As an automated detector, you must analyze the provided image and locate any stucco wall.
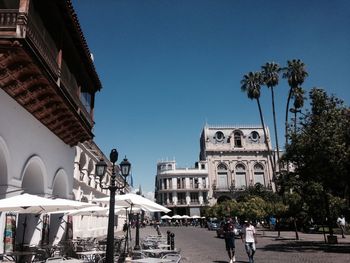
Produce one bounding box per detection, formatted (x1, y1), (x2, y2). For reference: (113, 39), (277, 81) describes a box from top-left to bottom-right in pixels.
(0, 89), (74, 196)
(0, 89), (75, 252)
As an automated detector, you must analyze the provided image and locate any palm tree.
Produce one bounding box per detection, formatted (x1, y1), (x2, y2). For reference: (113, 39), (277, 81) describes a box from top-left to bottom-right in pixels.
(261, 62), (281, 173)
(241, 72), (275, 183)
(282, 60), (307, 240)
(282, 59), (308, 147)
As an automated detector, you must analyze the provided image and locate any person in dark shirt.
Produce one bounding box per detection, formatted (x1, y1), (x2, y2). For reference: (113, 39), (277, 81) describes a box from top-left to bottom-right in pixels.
(223, 217), (236, 263)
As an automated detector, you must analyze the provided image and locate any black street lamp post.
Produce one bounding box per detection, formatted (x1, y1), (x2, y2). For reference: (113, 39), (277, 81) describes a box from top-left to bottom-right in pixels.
(134, 213), (141, 250)
(95, 149), (131, 263)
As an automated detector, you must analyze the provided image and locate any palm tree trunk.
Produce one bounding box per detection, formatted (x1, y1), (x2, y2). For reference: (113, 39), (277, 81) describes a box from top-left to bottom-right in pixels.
(271, 87), (280, 172)
(285, 87), (293, 173)
(256, 98), (275, 183)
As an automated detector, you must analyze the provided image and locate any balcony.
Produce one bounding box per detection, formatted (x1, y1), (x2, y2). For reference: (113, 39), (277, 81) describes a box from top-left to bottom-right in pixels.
(0, 3), (101, 146)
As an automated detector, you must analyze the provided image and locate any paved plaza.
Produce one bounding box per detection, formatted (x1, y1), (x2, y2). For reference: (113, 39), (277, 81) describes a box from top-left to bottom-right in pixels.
(129, 226), (350, 263)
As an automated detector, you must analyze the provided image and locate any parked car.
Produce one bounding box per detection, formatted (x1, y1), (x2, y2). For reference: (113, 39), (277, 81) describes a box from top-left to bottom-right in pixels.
(216, 222), (243, 238)
(207, 220), (221, 231)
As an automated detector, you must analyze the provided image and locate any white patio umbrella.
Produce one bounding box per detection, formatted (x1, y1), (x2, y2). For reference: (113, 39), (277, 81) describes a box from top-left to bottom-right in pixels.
(115, 206), (142, 215)
(49, 205), (110, 216)
(192, 215), (201, 219)
(181, 215), (191, 219)
(94, 193), (171, 213)
(0, 193), (94, 248)
(161, 215), (172, 220)
(171, 215), (182, 219)
(0, 193), (93, 214)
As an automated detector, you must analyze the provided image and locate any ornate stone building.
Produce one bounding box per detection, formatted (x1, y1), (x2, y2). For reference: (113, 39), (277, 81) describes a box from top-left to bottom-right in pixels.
(155, 124), (274, 215)
(200, 125), (274, 204)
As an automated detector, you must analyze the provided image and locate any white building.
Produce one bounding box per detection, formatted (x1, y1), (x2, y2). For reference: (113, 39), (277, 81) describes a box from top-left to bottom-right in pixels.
(0, 0), (128, 252)
(73, 141), (131, 238)
(155, 160), (209, 216)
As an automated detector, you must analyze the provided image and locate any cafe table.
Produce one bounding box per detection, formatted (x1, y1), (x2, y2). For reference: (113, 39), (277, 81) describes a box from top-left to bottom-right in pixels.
(141, 248), (179, 258)
(75, 250), (105, 262)
(129, 258), (172, 263)
(157, 244), (171, 249)
(4, 251), (37, 262)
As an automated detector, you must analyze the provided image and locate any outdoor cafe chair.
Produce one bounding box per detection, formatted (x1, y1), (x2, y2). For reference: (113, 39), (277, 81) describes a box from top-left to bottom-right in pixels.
(161, 253), (181, 263)
(132, 251), (148, 260)
(45, 257), (83, 263)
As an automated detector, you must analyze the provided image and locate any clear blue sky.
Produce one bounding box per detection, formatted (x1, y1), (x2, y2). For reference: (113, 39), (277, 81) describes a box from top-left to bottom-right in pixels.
(72, 0), (350, 196)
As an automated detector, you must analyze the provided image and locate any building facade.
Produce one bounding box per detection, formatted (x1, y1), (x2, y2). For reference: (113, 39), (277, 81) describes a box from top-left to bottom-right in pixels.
(73, 141), (131, 238)
(155, 160), (209, 217)
(0, 0), (118, 251)
(200, 125), (274, 204)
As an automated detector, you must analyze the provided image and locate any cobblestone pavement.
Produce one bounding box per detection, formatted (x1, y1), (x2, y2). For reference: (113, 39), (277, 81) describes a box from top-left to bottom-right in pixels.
(129, 226), (350, 263)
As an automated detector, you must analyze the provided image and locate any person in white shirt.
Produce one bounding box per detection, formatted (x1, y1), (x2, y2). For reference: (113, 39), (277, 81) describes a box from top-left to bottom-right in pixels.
(337, 215), (346, 238)
(242, 220), (257, 263)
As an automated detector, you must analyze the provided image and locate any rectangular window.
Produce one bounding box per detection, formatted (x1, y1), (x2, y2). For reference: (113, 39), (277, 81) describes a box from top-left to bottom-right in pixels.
(190, 193), (199, 204)
(218, 173), (228, 189)
(236, 173), (246, 188)
(189, 177), (193, 188)
(203, 192), (208, 203)
(254, 173), (265, 185)
(178, 193), (186, 204)
(168, 178), (172, 189)
(194, 178), (199, 189)
(80, 92), (92, 113)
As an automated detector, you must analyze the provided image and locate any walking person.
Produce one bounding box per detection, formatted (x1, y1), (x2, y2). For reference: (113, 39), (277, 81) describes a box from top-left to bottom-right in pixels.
(223, 217), (236, 263)
(242, 220), (257, 263)
(337, 215), (346, 238)
(155, 221), (161, 236)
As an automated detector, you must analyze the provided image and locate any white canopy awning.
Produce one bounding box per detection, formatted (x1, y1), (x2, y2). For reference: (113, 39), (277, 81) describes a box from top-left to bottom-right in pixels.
(94, 193), (170, 213)
(0, 193), (93, 214)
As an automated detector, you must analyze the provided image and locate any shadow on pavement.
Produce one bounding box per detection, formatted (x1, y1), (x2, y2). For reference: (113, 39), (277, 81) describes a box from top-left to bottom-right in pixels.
(260, 241), (350, 254)
(213, 261), (249, 263)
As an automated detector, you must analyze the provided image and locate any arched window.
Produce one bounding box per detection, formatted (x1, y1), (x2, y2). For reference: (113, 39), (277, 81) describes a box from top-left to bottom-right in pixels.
(254, 163), (265, 186)
(234, 132), (242, 147)
(81, 196), (88, 203)
(235, 164), (246, 188)
(217, 163), (228, 189)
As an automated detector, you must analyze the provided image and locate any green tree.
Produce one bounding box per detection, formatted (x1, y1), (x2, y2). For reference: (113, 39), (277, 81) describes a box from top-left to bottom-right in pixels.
(284, 88), (350, 236)
(237, 183), (281, 203)
(241, 72), (275, 181)
(237, 196), (268, 221)
(284, 191), (303, 240)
